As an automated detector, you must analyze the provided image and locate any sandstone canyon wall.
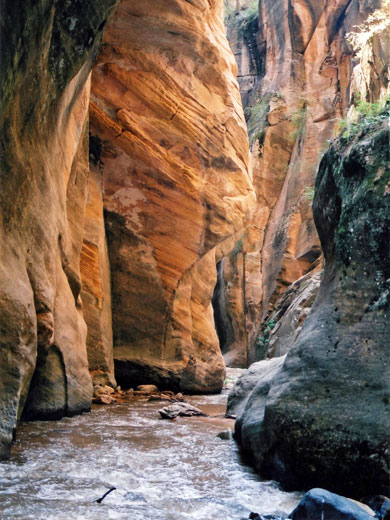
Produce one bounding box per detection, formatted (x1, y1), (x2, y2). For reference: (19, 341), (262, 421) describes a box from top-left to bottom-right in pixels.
(221, 0), (389, 365)
(90, 0), (256, 392)
(0, 0), (258, 458)
(0, 0), (117, 458)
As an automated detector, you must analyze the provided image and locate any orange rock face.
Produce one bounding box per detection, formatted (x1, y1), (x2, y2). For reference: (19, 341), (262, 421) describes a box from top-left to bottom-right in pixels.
(80, 166), (116, 387)
(224, 0), (389, 364)
(90, 0), (256, 391)
(0, 0), (117, 458)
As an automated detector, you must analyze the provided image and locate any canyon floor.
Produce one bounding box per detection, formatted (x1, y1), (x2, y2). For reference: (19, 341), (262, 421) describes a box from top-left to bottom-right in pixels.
(0, 370), (302, 520)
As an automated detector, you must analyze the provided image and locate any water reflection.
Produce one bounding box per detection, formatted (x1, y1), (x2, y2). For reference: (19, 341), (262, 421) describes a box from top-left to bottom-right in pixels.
(0, 393), (301, 519)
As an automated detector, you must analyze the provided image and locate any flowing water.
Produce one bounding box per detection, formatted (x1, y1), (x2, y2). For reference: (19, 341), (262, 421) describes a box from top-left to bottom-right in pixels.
(0, 389), (302, 520)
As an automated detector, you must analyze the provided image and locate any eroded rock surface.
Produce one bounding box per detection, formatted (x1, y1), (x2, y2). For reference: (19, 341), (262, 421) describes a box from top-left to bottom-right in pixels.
(234, 120), (390, 498)
(227, 355), (286, 418)
(259, 269), (322, 360)
(223, 0), (390, 364)
(0, 0), (117, 458)
(80, 166), (116, 387)
(90, 0), (256, 392)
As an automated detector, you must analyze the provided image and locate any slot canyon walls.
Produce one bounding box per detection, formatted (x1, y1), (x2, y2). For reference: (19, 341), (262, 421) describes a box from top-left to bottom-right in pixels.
(0, 0), (257, 459)
(1, 0), (388, 485)
(0, 0), (118, 457)
(221, 0), (390, 365)
(90, 0), (256, 392)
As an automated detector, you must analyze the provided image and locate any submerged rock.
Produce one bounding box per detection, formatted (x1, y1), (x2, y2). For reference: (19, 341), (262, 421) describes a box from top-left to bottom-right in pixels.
(247, 513), (285, 520)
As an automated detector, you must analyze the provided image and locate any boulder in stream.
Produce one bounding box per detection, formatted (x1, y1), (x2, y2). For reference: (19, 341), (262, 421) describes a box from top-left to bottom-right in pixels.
(216, 430), (233, 440)
(158, 402), (207, 420)
(94, 394), (115, 405)
(289, 488), (375, 520)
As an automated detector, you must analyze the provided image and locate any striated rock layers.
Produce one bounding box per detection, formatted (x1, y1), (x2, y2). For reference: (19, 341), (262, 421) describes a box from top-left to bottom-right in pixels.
(80, 165), (116, 388)
(90, 0), (256, 392)
(234, 119), (390, 498)
(222, 0), (390, 365)
(0, 0), (117, 458)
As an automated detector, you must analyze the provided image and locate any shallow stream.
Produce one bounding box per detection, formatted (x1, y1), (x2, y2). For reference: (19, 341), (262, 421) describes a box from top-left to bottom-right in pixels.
(0, 389), (302, 519)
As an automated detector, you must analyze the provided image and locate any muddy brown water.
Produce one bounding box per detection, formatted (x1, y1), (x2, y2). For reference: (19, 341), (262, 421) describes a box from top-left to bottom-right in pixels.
(0, 391), (302, 519)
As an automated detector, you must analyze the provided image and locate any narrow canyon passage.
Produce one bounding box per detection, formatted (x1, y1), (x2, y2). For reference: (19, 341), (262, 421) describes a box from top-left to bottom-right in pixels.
(0, 379), (301, 520)
(0, 0), (389, 517)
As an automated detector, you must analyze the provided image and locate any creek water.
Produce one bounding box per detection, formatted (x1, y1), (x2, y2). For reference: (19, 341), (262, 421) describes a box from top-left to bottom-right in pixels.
(0, 387), (302, 520)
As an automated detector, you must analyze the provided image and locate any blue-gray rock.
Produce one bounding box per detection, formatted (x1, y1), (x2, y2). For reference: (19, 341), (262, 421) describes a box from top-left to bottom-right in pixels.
(158, 402), (207, 420)
(289, 489), (374, 520)
(216, 430), (233, 440)
(227, 355), (286, 419)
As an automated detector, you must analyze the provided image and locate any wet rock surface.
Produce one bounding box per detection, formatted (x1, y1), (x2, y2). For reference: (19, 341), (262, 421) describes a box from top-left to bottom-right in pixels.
(158, 402), (208, 420)
(233, 121), (390, 498)
(217, 430), (233, 440)
(0, 0), (117, 459)
(289, 488), (375, 520)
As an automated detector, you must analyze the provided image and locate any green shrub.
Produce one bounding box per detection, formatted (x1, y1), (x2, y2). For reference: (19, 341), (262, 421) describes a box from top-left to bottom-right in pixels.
(224, 0), (259, 30)
(291, 100), (307, 141)
(304, 186), (315, 201)
(255, 318), (276, 357)
(246, 95), (271, 146)
(336, 95), (390, 139)
(230, 238), (243, 257)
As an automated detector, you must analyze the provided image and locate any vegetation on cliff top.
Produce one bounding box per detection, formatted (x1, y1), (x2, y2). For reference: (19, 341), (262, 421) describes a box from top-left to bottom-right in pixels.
(336, 95), (390, 140)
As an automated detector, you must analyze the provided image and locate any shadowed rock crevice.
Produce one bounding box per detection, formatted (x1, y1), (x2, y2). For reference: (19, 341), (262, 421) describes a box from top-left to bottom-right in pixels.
(22, 345), (68, 421)
(212, 259), (235, 356)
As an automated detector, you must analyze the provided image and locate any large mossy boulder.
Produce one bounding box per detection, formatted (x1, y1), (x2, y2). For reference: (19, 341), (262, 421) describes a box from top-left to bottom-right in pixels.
(235, 120), (390, 498)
